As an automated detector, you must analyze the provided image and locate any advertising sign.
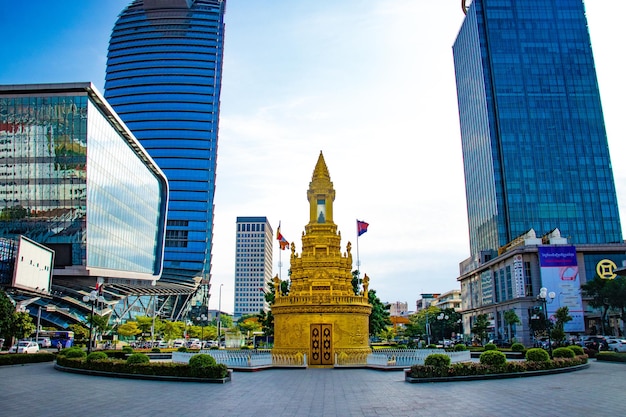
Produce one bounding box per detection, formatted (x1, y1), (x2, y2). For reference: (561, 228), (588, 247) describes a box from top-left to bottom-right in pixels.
(538, 246), (584, 332)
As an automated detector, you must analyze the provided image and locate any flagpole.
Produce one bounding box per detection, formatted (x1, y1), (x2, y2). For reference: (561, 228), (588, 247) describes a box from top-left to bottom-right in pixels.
(278, 221), (282, 280)
(356, 222), (361, 279)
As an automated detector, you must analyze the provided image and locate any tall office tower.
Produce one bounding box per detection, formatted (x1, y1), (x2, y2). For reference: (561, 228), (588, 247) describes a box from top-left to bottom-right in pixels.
(453, 0), (622, 258)
(234, 217), (274, 319)
(105, 0), (226, 289)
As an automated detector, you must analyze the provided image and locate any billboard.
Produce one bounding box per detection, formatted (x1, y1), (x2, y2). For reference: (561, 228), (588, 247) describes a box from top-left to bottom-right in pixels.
(538, 246), (584, 332)
(12, 236), (54, 293)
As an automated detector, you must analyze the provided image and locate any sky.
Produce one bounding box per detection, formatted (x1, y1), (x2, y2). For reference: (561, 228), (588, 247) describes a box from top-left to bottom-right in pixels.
(1, 1), (625, 315)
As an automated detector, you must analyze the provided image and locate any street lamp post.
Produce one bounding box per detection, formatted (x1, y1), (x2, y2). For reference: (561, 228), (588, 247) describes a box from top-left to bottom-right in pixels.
(537, 287), (556, 357)
(217, 284), (223, 348)
(196, 314), (207, 341)
(82, 290), (104, 354)
(437, 313), (449, 348)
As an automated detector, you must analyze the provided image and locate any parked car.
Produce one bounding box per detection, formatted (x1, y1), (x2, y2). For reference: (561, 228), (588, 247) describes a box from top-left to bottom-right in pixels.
(172, 339), (186, 348)
(34, 337), (51, 348)
(189, 341), (203, 349)
(488, 339), (512, 348)
(9, 340), (40, 354)
(157, 341), (169, 348)
(584, 336), (608, 351)
(606, 339), (626, 353)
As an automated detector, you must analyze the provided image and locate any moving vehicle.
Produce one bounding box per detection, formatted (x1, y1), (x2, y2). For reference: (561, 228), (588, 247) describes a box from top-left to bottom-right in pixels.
(9, 340), (40, 354)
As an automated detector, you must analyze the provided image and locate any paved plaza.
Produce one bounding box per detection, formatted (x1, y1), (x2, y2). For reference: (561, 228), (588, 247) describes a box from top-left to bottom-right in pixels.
(0, 361), (624, 417)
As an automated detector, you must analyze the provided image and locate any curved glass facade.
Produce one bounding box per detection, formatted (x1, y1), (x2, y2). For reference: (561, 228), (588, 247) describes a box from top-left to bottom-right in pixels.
(453, 0), (622, 256)
(105, 0), (226, 283)
(0, 83), (168, 278)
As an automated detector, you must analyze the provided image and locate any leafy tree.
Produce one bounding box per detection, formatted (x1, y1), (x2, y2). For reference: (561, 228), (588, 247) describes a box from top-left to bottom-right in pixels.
(551, 306), (573, 346)
(368, 290), (391, 336)
(117, 322), (141, 339)
(69, 323), (89, 342)
(378, 326), (396, 343)
(604, 277), (626, 336)
(11, 311), (35, 340)
(162, 320), (185, 341)
(0, 290), (16, 343)
(237, 315), (262, 345)
(0, 290), (35, 345)
(503, 309), (521, 342)
(257, 309), (274, 338)
(471, 314), (490, 344)
(581, 276), (612, 334)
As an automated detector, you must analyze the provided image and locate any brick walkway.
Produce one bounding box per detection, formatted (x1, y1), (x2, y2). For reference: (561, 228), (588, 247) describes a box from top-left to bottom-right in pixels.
(0, 360), (623, 416)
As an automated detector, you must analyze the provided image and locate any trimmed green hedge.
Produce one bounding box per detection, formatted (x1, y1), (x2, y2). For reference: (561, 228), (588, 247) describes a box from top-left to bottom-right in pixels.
(56, 356), (229, 379)
(511, 343), (525, 352)
(0, 352), (55, 366)
(424, 354), (451, 368)
(596, 352), (626, 363)
(525, 348), (550, 362)
(409, 355), (587, 378)
(480, 350), (507, 367)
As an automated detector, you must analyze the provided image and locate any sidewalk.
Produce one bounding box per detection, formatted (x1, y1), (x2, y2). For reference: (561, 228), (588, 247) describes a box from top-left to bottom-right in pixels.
(0, 360), (623, 416)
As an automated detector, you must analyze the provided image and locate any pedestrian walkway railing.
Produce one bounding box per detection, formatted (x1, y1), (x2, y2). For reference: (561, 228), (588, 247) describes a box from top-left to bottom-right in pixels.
(172, 350), (305, 369)
(172, 349), (470, 370)
(365, 349), (471, 368)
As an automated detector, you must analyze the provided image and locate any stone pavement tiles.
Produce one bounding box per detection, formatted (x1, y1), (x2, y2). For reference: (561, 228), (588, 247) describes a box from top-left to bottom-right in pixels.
(0, 361), (624, 417)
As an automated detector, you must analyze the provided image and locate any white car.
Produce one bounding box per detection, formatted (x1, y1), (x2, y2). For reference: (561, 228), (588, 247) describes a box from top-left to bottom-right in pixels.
(9, 341), (40, 354)
(606, 339), (626, 353)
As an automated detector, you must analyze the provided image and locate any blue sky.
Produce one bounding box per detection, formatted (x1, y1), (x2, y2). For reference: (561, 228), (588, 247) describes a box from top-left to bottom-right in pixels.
(2, 1), (625, 314)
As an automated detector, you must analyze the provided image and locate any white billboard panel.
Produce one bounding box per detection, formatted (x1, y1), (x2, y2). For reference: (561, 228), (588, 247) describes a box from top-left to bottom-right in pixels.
(12, 236), (54, 292)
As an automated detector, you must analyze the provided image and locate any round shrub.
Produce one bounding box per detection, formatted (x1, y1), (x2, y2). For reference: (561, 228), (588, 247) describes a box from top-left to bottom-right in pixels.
(525, 348), (550, 362)
(86, 352), (108, 362)
(479, 350), (506, 367)
(511, 343), (525, 352)
(454, 343), (467, 352)
(126, 353), (150, 364)
(427, 344), (438, 349)
(424, 353), (451, 368)
(483, 343), (497, 351)
(189, 353), (217, 369)
(151, 347), (161, 353)
(568, 345), (584, 356)
(177, 346), (189, 352)
(62, 347), (87, 359)
(122, 346), (134, 354)
(552, 347), (575, 358)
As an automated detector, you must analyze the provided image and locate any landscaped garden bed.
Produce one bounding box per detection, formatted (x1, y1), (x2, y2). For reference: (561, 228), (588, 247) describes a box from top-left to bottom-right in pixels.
(406, 346), (589, 383)
(55, 348), (230, 383)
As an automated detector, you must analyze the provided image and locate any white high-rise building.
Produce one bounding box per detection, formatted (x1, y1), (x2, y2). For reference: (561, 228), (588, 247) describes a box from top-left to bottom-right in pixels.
(234, 217), (273, 319)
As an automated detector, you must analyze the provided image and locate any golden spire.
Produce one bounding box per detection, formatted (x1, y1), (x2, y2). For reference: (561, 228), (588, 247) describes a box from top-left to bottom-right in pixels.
(307, 151), (335, 225)
(311, 151), (331, 185)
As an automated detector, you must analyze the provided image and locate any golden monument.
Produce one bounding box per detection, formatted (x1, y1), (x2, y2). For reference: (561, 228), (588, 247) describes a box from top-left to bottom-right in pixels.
(271, 152), (372, 367)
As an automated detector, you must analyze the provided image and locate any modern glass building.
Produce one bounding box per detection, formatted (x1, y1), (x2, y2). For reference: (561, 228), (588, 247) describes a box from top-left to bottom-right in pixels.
(234, 217), (273, 319)
(453, 0), (622, 258)
(0, 82), (170, 329)
(105, 0), (226, 286)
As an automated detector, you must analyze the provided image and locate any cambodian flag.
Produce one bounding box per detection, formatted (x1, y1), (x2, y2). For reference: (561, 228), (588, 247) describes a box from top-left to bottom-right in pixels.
(277, 225), (289, 250)
(357, 220), (369, 236)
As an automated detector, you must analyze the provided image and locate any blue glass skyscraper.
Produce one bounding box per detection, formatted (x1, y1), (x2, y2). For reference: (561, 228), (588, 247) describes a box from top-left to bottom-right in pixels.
(105, 0), (226, 285)
(453, 0), (622, 257)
